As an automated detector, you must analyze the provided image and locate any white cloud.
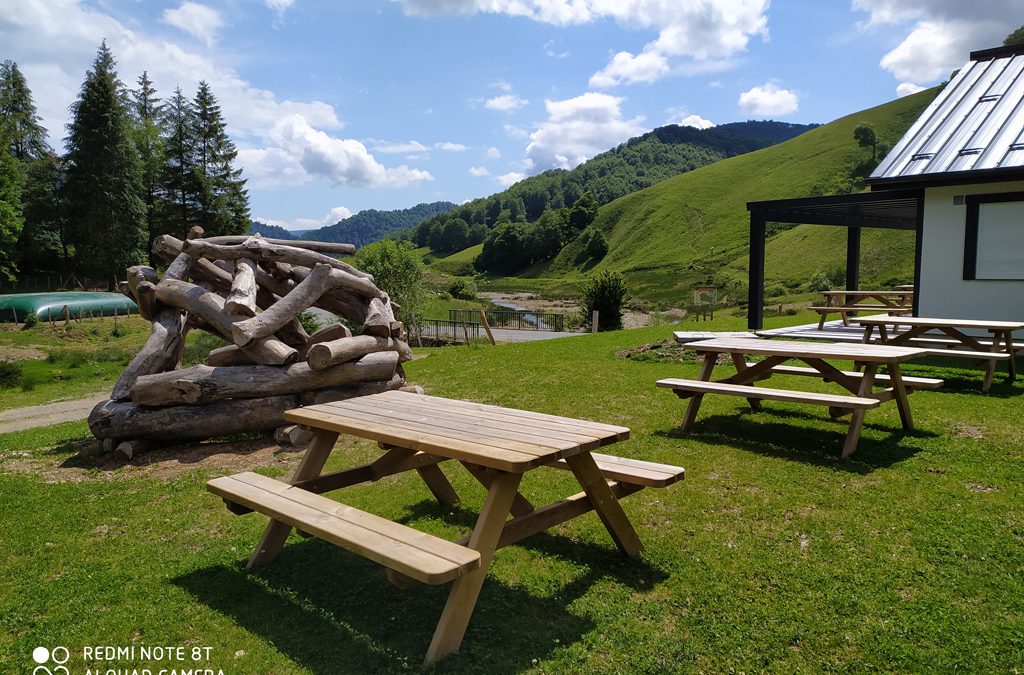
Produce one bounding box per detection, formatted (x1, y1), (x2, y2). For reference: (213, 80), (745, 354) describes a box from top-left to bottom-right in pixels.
(490, 79), (513, 91)
(896, 82), (927, 97)
(526, 92), (646, 170)
(435, 141), (467, 151)
(503, 124), (529, 139)
(738, 83), (799, 116)
(161, 2), (223, 47)
(590, 50), (669, 88)
(486, 146), (501, 158)
(323, 206), (354, 223)
(496, 171), (527, 186)
(469, 165), (491, 176)
(256, 205), (354, 232)
(485, 93), (529, 112)
(265, 0), (296, 20)
(370, 139), (430, 154)
(396, 0), (769, 86)
(543, 39), (569, 58)
(852, 0), (1017, 89)
(676, 113), (716, 129)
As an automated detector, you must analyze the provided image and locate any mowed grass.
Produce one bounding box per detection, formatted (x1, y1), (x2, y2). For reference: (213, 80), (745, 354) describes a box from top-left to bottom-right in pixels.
(1, 314), (1023, 672)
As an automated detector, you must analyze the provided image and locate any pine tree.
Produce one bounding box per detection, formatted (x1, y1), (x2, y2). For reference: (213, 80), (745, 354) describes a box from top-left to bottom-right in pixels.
(131, 72), (165, 261)
(192, 81), (249, 236)
(62, 42), (147, 286)
(161, 86), (202, 239)
(0, 133), (25, 280)
(0, 60), (49, 161)
(18, 153), (68, 274)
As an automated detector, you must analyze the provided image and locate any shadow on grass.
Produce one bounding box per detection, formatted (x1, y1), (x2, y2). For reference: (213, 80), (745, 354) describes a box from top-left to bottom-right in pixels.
(175, 514), (666, 674)
(57, 433), (291, 471)
(657, 410), (931, 473)
(901, 359), (1022, 398)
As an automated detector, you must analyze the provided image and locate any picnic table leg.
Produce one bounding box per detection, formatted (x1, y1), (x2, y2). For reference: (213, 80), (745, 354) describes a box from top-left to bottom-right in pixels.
(462, 461), (535, 516)
(1005, 331), (1018, 381)
(681, 352), (717, 431)
(841, 364), (877, 459)
(425, 471), (523, 665)
(565, 452), (643, 557)
(887, 362), (914, 431)
(981, 337), (1002, 392)
(730, 353), (762, 411)
(247, 429), (340, 569)
(417, 464), (461, 507)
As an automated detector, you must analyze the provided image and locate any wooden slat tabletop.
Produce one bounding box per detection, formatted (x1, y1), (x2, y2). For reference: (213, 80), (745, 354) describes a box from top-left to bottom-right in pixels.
(853, 314), (1024, 330)
(819, 290), (914, 296)
(285, 391), (630, 473)
(685, 337), (928, 362)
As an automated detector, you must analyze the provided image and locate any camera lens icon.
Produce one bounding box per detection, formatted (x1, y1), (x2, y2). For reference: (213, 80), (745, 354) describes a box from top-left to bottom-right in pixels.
(32, 646), (69, 664)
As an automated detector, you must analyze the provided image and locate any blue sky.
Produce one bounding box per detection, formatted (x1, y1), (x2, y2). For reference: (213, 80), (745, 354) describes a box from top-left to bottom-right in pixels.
(1, 1), (1019, 230)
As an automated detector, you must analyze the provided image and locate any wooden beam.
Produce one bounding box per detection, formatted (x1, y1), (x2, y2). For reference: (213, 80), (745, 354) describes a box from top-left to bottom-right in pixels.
(748, 211), (765, 330)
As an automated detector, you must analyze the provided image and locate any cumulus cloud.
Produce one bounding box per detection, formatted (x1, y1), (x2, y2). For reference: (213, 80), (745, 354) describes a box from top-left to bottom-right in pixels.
(161, 2), (224, 47)
(256, 205), (353, 232)
(738, 83), (799, 116)
(486, 146), (501, 158)
(590, 50), (669, 88)
(435, 141), (467, 151)
(396, 0), (769, 86)
(370, 139), (430, 154)
(676, 113), (716, 129)
(526, 92), (646, 170)
(496, 171), (527, 186)
(503, 124), (529, 139)
(852, 0), (1017, 91)
(469, 166), (490, 176)
(485, 94), (529, 112)
(265, 0), (296, 20)
(896, 82), (927, 97)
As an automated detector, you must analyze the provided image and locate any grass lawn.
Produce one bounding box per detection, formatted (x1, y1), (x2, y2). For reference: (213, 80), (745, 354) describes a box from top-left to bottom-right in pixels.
(1, 313), (1022, 672)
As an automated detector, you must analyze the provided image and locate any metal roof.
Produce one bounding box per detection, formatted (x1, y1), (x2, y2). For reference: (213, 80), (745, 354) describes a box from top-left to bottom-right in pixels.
(870, 44), (1024, 185)
(746, 189), (921, 229)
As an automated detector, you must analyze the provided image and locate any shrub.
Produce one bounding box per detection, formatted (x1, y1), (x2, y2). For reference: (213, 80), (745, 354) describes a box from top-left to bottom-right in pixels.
(354, 240), (426, 325)
(110, 321), (126, 338)
(581, 271), (628, 332)
(0, 360), (21, 388)
(22, 312), (37, 329)
(298, 310), (320, 335)
(447, 279), (477, 300)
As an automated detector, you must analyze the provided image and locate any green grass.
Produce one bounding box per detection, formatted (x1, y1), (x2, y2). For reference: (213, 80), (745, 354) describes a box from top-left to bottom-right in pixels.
(2, 314), (1022, 672)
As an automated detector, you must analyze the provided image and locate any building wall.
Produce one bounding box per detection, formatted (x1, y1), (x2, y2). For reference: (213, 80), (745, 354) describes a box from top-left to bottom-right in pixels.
(919, 180), (1024, 330)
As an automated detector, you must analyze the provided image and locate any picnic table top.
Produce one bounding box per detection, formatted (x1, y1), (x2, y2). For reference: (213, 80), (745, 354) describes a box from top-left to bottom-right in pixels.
(853, 314), (1024, 330)
(685, 336), (928, 362)
(284, 390), (631, 473)
(819, 290), (914, 296)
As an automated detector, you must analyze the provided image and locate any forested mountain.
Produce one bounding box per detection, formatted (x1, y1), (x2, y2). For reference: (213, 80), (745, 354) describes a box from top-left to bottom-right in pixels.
(412, 120), (816, 271)
(301, 201), (456, 247)
(248, 220), (296, 239)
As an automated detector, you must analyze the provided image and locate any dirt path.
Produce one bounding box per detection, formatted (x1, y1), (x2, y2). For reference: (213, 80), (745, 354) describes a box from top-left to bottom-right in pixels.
(0, 393), (108, 434)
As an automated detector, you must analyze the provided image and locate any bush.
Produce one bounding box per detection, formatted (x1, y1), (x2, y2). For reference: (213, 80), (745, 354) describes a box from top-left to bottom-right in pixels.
(298, 310), (320, 335)
(447, 279), (477, 300)
(22, 312), (37, 329)
(0, 360), (21, 388)
(581, 271), (628, 332)
(110, 321), (126, 338)
(354, 240), (426, 325)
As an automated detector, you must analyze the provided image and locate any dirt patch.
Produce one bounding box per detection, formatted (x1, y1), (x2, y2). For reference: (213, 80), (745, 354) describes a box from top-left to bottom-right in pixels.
(0, 393), (110, 434)
(0, 345), (47, 361)
(952, 424), (984, 439)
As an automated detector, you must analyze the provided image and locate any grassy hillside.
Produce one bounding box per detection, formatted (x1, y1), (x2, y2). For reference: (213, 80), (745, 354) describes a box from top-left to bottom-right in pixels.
(516, 88), (937, 305)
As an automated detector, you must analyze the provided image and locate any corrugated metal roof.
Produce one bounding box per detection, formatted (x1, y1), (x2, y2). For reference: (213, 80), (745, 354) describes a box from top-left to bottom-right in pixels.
(870, 45), (1024, 183)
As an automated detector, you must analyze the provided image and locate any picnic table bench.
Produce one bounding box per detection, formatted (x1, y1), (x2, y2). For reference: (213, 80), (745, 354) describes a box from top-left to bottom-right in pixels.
(208, 390), (684, 664)
(658, 337), (936, 457)
(810, 290), (914, 329)
(854, 314), (1023, 391)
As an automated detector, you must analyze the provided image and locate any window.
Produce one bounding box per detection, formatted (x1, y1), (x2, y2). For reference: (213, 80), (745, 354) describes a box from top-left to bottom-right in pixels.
(963, 192), (1024, 280)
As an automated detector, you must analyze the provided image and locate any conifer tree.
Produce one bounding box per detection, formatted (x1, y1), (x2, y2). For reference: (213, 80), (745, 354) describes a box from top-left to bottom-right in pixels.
(192, 80), (249, 236)
(131, 72), (165, 260)
(0, 133), (25, 280)
(161, 86), (201, 239)
(0, 60), (49, 161)
(62, 42), (147, 286)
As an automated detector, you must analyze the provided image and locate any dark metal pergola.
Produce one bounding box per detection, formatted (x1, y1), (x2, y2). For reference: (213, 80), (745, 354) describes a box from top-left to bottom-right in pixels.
(745, 189), (924, 330)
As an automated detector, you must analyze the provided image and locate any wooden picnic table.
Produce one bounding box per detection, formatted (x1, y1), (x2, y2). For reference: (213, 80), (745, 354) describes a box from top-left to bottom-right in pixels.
(207, 390), (684, 665)
(855, 314), (1022, 391)
(811, 290), (914, 329)
(658, 337), (936, 457)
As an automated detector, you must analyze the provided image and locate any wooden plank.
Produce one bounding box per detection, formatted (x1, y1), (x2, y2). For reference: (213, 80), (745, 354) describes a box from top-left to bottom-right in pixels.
(416, 464), (461, 507)
(657, 379), (881, 408)
(370, 390), (631, 439)
(759, 363), (943, 388)
(681, 352), (718, 430)
(461, 462), (535, 517)
(210, 473), (479, 585)
(371, 394), (619, 445)
(283, 407), (552, 473)
(317, 398), (587, 454)
(549, 452), (685, 488)
(842, 364), (877, 458)
(853, 314), (1024, 330)
(565, 452), (643, 557)
(686, 337), (927, 362)
(919, 348), (1009, 360)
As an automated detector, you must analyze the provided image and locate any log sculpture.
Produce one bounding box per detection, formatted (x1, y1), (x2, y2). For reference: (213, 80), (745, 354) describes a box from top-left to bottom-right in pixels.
(89, 233), (411, 456)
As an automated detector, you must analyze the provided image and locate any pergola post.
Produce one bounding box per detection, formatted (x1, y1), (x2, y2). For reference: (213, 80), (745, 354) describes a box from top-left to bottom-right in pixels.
(747, 211), (766, 330)
(846, 226), (861, 290)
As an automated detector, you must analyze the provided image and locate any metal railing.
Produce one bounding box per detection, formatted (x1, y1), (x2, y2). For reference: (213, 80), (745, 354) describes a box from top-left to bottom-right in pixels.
(412, 318), (481, 343)
(449, 309), (566, 332)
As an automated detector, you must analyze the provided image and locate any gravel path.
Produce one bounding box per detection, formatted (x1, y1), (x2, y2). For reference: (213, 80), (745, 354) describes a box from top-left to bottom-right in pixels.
(0, 393), (108, 434)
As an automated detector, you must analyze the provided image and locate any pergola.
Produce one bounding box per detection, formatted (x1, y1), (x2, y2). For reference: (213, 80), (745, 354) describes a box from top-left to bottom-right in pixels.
(745, 189), (923, 329)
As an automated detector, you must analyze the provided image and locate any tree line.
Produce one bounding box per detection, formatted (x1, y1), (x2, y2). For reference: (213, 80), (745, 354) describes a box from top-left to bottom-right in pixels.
(0, 42), (250, 287)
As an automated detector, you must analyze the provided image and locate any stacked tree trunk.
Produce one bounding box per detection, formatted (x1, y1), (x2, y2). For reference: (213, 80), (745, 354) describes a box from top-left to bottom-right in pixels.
(89, 232), (411, 457)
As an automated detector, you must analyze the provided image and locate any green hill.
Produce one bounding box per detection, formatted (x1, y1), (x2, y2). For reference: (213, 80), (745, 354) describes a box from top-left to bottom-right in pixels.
(523, 88), (938, 305)
(305, 201), (456, 247)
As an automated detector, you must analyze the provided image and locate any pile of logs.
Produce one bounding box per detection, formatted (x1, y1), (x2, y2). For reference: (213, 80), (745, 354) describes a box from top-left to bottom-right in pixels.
(88, 229), (412, 457)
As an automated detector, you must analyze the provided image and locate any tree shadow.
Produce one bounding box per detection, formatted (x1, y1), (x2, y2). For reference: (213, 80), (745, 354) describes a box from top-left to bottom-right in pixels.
(174, 513), (667, 673)
(656, 410), (930, 473)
